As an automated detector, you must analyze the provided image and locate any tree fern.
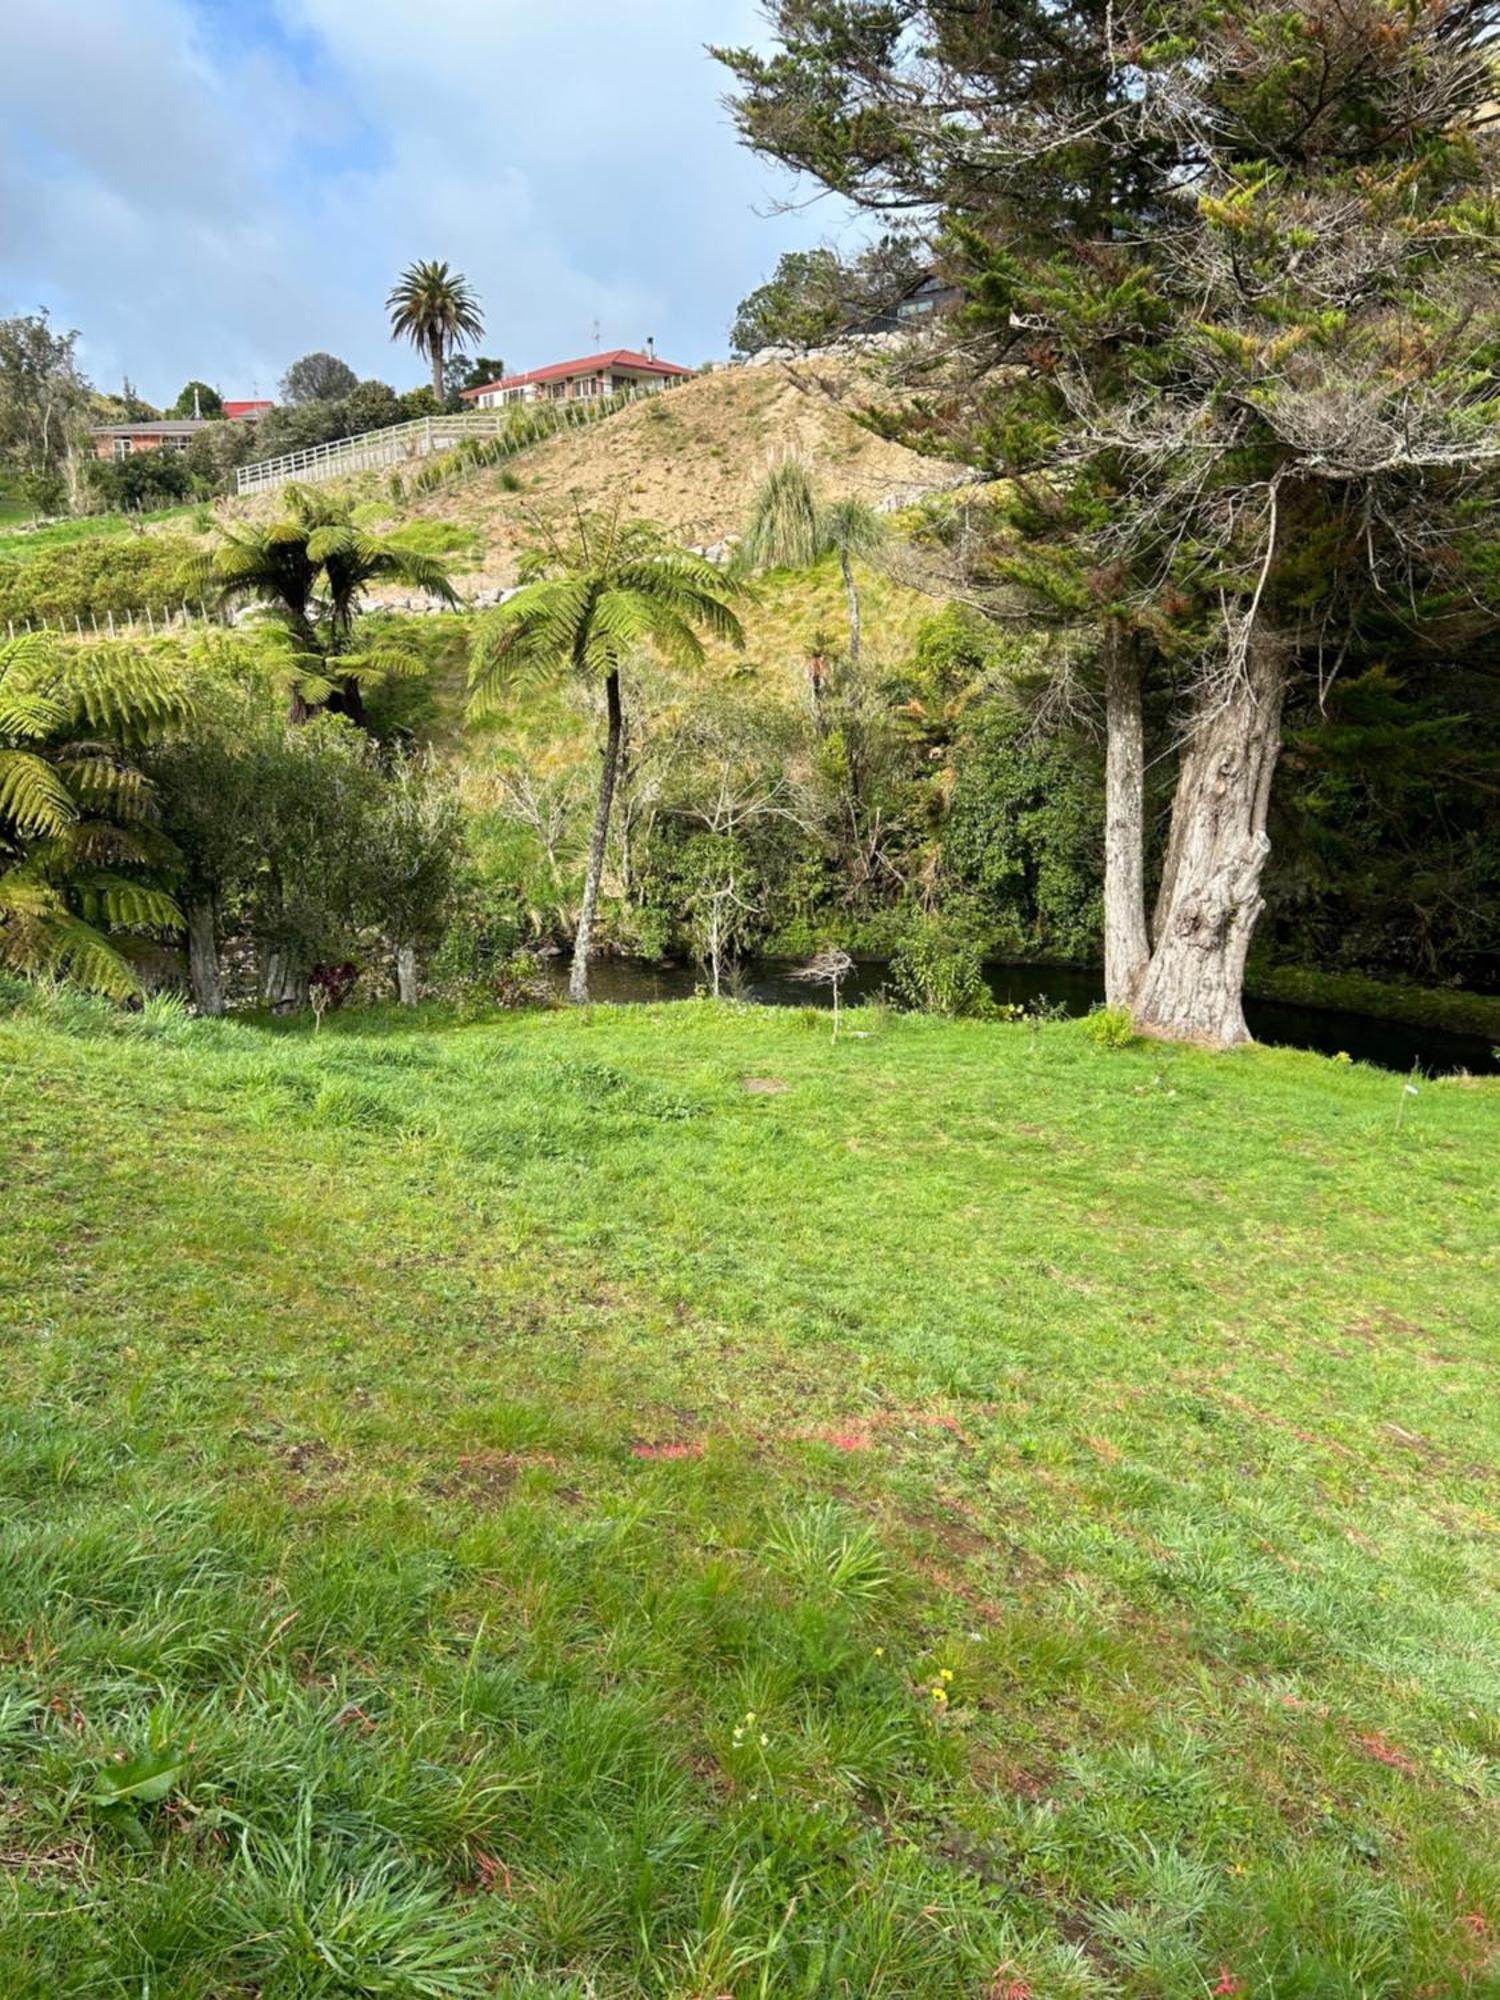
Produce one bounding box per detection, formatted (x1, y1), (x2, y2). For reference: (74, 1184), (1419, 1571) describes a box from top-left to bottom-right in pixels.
(0, 634), (189, 996)
(201, 487), (458, 727)
(469, 513), (748, 1001)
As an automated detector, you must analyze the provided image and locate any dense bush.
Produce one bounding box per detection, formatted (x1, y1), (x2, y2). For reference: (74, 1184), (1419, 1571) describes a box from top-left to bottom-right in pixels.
(888, 919), (995, 1016)
(144, 635), (465, 1009)
(83, 451), (191, 512)
(249, 381), (440, 463)
(0, 533), (203, 627)
(939, 702), (1103, 960)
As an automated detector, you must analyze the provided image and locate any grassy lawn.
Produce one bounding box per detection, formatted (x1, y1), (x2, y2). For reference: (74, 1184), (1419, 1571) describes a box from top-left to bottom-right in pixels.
(0, 992), (1495, 1998)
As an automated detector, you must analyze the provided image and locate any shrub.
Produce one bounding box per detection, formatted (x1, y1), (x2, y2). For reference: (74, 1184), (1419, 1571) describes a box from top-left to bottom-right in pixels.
(1081, 1004), (1136, 1050)
(889, 920), (994, 1017)
(0, 533), (203, 626)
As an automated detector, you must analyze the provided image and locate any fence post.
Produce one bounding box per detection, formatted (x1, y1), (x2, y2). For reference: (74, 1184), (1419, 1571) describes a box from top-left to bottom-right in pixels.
(107, 611), (115, 638)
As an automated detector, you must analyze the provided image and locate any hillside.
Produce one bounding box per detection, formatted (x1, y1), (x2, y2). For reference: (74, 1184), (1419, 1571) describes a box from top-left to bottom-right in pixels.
(373, 357), (967, 594)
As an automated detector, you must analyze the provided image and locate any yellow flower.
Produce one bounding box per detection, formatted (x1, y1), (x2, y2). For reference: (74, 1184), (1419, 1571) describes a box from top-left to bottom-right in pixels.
(939, 1668), (954, 1682)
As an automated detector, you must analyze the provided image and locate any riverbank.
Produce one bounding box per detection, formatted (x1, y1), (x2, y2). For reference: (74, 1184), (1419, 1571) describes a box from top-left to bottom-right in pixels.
(2, 990), (1495, 1995)
(1247, 963), (1500, 1042)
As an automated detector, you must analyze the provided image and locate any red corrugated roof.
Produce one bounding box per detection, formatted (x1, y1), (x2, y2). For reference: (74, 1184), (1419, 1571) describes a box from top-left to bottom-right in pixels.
(458, 349), (694, 399)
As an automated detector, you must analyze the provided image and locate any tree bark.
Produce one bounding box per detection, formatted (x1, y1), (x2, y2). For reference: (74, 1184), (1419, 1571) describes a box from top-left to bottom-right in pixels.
(431, 337), (444, 404)
(395, 944), (419, 1006)
(568, 669), (623, 1004)
(1134, 634), (1288, 1047)
(839, 545), (861, 663)
(259, 947), (309, 1013)
(186, 896), (224, 1016)
(1102, 629), (1150, 1009)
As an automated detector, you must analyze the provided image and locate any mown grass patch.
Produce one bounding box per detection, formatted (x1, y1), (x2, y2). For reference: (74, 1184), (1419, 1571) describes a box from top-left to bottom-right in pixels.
(0, 992), (1495, 1996)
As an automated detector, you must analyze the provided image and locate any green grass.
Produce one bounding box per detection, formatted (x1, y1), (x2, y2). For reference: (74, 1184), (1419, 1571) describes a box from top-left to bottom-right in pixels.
(0, 989), (1495, 1997)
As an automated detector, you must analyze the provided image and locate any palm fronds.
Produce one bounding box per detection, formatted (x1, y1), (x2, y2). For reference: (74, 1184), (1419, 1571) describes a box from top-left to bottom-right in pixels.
(386, 259), (484, 399)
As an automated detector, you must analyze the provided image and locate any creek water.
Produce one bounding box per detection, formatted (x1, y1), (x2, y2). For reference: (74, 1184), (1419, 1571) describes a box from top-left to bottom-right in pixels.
(547, 955), (1498, 1076)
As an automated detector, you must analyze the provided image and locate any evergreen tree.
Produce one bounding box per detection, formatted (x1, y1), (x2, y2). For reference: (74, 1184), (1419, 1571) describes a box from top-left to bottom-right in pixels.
(719, 0), (1500, 1043)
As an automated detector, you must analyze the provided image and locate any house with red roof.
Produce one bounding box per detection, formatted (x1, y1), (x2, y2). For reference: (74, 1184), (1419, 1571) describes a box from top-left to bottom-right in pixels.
(458, 347), (694, 409)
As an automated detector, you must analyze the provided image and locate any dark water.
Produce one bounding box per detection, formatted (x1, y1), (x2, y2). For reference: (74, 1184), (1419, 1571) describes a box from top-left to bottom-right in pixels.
(549, 956), (1497, 1076)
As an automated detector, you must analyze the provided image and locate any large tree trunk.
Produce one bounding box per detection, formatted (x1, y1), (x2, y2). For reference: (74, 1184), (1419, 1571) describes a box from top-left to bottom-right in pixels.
(1102, 630), (1150, 1008)
(839, 545), (861, 663)
(259, 947), (309, 1014)
(431, 337), (444, 404)
(568, 669), (623, 1005)
(395, 944), (419, 1006)
(1134, 634), (1288, 1047)
(186, 896), (224, 1016)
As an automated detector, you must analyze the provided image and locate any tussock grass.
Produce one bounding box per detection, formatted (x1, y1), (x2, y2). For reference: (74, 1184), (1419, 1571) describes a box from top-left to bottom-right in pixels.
(0, 991), (1495, 1995)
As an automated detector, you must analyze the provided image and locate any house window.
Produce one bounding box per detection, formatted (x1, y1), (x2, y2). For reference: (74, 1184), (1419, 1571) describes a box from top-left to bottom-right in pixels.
(114, 437), (132, 460)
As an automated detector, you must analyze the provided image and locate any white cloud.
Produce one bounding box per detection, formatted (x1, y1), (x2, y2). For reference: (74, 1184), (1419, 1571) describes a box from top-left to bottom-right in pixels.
(0, 0), (849, 404)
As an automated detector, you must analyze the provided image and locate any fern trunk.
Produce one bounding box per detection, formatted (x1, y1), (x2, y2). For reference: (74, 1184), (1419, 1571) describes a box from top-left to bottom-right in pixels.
(839, 545), (861, 663)
(186, 897), (224, 1016)
(569, 669), (623, 1005)
(396, 944), (419, 1006)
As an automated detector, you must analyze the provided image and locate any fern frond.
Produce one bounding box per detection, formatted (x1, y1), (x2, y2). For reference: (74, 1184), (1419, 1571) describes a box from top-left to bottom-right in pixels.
(0, 751), (77, 836)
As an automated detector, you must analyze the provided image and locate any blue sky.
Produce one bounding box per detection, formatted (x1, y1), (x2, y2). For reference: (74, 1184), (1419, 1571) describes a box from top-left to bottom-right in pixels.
(0, 1), (850, 405)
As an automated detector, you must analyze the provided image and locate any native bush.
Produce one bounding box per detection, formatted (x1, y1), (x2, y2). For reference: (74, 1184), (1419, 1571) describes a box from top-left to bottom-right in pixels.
(888, 917), (994, 1017)
(0, 533), (203, 627)
(940, 701), (1102, 960)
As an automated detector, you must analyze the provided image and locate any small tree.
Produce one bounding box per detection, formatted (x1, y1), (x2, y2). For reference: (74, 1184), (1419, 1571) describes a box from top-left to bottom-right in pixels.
(457, 356), (507, 394)
(278, 352), (359, 405)
(170, 381), (223, 419)
(374, 754), (464, 1004)
(792, 946), (854, 1041)
(739, 459), (885, 664)
(0, 312), (92, 516)
(469, 514), (748, 1002)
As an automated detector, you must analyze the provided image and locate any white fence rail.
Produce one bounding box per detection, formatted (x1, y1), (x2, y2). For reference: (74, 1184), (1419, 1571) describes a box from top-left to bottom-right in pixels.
(234, 381), (681, 499)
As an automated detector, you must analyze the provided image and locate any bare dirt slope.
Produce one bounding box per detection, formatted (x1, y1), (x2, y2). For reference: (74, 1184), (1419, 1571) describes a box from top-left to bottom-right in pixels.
(399, 359), (964, 588)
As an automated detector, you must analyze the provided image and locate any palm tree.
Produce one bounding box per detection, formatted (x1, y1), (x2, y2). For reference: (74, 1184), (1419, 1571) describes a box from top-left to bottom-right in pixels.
(202, 487), (459, 727)
(739, 458), (885, 663)
(469, 513), (747, 1002)
(386, 260), (485, 403)
(0, 632), (189, 996)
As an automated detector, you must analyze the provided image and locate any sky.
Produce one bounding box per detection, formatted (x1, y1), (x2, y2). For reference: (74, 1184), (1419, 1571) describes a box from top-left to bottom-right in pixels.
(0, 0), (849, 406)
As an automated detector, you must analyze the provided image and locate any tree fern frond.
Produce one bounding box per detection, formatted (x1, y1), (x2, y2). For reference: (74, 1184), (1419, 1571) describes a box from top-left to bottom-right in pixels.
(73, 875), (183, 933)
(0, 751), (78, 836)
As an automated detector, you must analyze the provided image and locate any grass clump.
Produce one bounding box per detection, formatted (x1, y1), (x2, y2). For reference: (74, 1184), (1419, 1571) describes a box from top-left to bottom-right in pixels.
(0, 993), (1495, 1995)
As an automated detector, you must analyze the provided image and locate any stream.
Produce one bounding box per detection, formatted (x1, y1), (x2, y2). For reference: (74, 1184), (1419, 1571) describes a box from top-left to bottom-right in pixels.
(547, 956), (1498, 1076)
